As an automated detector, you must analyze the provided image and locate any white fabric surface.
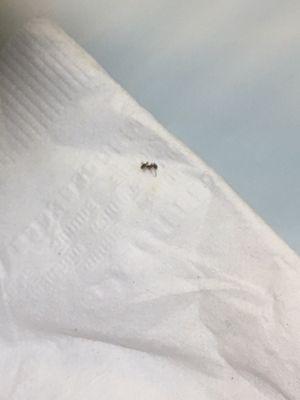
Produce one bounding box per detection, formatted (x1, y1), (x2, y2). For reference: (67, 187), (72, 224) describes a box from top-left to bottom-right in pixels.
(0, 19), (299, 400)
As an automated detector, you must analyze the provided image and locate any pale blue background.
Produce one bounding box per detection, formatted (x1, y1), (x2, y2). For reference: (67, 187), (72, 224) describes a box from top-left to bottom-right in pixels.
(1, 0), (299, 253)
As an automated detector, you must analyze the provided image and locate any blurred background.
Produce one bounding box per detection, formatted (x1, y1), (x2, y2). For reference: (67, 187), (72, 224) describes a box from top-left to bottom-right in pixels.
(0, 0), (299, 253)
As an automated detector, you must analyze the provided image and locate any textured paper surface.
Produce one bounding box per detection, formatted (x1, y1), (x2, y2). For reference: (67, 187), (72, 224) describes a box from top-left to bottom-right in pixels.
(0, 19), (299, 399)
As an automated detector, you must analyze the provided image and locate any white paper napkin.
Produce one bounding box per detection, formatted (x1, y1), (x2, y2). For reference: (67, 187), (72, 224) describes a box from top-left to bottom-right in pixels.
(0, 18), (299, 400)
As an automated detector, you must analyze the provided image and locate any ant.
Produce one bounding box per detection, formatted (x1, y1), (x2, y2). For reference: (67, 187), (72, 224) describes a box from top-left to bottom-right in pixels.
(140, 161), (158, 176)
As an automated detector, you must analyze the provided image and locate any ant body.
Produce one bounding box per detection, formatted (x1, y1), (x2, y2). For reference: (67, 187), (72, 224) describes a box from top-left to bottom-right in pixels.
(140, 162), (158, 176)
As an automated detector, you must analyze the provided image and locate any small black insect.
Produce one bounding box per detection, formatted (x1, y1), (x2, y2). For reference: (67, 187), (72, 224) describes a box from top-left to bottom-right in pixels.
(140, 161), (158, 176)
